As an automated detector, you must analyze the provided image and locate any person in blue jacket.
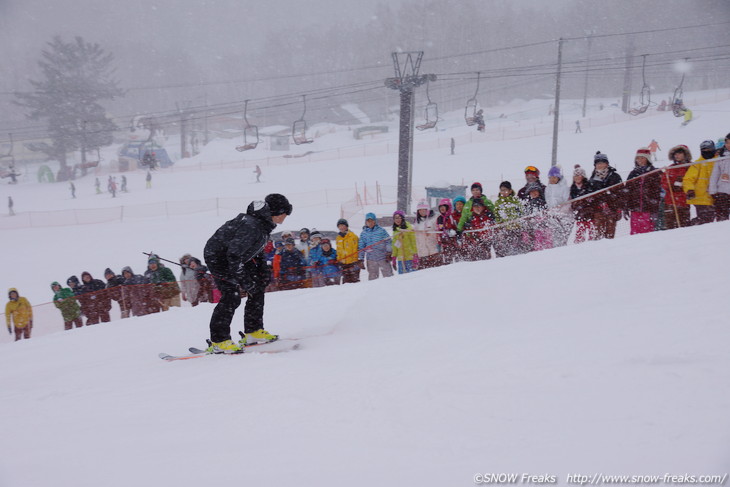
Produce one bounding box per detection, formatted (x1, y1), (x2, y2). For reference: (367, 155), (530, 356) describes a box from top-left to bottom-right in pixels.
(358, 212), (393, 280)
(311, 238), (341, 285)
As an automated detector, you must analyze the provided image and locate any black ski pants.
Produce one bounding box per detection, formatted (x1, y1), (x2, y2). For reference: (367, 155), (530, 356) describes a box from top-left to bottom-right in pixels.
(209, 277), (265, 343)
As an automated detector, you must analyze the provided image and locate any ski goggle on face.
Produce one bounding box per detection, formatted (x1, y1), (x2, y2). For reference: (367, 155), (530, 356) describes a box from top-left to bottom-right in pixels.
(524, 166), (539, 173)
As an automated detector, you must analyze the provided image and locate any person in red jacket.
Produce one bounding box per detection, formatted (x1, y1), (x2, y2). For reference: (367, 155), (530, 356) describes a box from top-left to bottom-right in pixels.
(461, 198), (494, 261)
(661, 145), (692, 229)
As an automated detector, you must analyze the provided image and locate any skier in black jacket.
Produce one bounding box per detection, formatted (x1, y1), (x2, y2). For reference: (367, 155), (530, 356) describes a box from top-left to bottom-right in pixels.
(203, 193), (292, 353)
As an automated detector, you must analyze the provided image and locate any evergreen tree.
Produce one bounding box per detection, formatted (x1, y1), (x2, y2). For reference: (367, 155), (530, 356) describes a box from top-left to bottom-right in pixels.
(15, 36), (123, 180)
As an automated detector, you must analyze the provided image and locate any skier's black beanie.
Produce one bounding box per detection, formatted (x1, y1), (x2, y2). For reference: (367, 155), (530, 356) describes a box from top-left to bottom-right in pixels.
(265, 193), (293, 216)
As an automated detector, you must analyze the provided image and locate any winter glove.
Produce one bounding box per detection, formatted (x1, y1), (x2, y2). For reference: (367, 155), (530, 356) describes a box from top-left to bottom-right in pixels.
(391, 257), (397, 271)
(447, 229), (456, 237)
(686, 190), (696, 200)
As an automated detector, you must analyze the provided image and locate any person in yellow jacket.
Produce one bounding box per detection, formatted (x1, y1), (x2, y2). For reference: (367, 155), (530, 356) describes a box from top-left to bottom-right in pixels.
(6, 288), (33, 341)
(683, 140), (718, 225)
(391, 211), (418, 274)
(335, 218), (361, 284)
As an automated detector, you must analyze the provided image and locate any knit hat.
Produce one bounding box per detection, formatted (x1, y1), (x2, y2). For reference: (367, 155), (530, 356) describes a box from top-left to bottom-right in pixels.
(299, 227), (310, 236)
(573, 164), (587, 178)
(393, 210), (406, 219)
(472, 198), (486, 208)
(594, 151), (609, 164)
(265, 193), (292, 216)
(471, 182), (483, 192)
(365, 212), (377, 221)
(547, 165), (563, 179)
(320, 238), (331, 246)
(438, 198), (452, 209)
(453, 196), (466, 206)
(416, 200), (429, 211)
(499, 181), (512, 190)
(284, 238), (295, 245)
(336, 218), (349, 228)
(525, 182), (542, 194)
(700, 140), (715, 151)
(635, 147), (651, 160)
(310, 230), (322, 240)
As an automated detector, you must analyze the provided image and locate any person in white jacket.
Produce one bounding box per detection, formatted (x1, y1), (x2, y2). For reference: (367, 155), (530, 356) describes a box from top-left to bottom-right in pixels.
(709, 134), (730, 221)
(413, 200), (441, 269)
(544, 165), (574, 247)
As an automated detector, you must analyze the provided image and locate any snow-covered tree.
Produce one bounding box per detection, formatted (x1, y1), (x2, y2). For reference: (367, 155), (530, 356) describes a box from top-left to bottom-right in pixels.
(15, 36), (123, 180)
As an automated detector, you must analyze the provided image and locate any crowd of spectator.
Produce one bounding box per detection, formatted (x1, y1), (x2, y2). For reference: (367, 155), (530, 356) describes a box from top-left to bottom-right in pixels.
(5, 133), (729, 340)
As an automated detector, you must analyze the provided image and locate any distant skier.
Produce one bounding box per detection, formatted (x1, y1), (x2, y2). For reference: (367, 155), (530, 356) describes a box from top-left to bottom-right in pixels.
(254, 165), (262, 183)
(450, 137), (455, 155)
(70, 181), (76, 199)
(575, 120), (582, 134)
(203, 193), (292, 353)
(8, 196), (14, 216)
(95, 178), (102, 194)
(121, 175), (128, 193)
(648, 139), (661, 162)
(146, 170), (152, 189)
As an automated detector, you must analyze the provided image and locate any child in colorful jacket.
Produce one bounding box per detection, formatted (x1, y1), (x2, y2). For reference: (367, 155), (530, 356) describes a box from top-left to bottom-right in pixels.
(6, 288), (32, 341)
(461, 198), (495, 261)
(51, 281), (83, 330)
(311, 239), (341, 285)
(662, 145), (692, 229)
(436, 198), (459, 263)
(335, 218), (361, 284)
(413, 201), (440, 269)
(391, 210), (418, 274)
(493, 181), (523, 257)
(522, 182), (552, 251)
(358, 213), (393, 280)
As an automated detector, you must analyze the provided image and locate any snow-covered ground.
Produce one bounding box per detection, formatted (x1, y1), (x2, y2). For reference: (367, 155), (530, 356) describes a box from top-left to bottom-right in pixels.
(0, 91), (728, 486)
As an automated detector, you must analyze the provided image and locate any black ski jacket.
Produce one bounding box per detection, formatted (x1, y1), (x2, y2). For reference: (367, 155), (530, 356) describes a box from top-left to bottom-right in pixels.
(204, 201), (277, 292)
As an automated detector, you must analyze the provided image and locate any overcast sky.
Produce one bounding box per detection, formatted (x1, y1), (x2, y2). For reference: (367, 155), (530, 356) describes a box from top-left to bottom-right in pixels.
(1, 0), (728, 133)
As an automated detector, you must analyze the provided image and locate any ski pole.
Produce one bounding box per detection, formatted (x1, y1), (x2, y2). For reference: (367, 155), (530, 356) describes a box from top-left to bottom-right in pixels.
(142, 251), (183, 267)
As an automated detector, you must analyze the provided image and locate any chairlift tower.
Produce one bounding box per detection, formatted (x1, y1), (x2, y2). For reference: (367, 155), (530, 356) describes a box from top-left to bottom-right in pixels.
(385, 51), (436, 214)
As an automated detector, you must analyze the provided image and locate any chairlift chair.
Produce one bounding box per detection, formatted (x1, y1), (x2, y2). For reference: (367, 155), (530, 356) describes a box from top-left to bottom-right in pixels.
(629, 55), (652, 116)
(292, 95), (314, 145)
(464, 72), (481, 126)
(416, 79), (438, 131)
(236, 100), (259, 151)
(671, 59), (688, 117)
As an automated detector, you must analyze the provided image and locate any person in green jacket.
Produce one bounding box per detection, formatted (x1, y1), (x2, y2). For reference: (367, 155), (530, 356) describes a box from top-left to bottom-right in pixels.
(492, 181), (525, 257)
(51, 281), (83, 330)
(457, 182), (496, 232)
(145, 256), (181, 311)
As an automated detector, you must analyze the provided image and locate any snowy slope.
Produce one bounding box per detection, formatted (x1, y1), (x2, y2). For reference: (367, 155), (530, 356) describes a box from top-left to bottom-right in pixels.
(0, 91), (729, 486)
(0, 221), (729, 487)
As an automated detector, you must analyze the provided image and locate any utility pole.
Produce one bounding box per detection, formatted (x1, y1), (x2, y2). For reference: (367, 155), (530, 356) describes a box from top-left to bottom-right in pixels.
(582, 33), (593, 118)
(204, 92), (209, 146)
(177, 102), (188, 159)
(551, 38), (564, 167)
(385, 52), (435, 214)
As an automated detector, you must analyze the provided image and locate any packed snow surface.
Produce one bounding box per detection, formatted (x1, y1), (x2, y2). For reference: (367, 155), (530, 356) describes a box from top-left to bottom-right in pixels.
(1, 92), (729, 486)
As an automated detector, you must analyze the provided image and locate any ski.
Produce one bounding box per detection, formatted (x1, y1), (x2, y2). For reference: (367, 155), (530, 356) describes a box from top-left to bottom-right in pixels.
(159, 341), (300, 362)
